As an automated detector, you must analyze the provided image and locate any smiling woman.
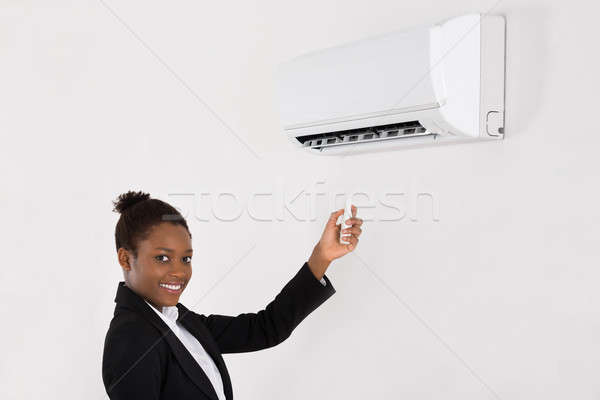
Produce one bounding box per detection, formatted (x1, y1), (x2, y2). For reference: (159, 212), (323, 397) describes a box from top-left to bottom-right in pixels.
(102, 190), (363, 400)
(111, 191), (194, 312)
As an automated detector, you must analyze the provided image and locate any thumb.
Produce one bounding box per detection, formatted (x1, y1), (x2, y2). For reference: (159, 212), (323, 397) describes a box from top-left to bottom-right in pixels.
(327, 208), (345, 229)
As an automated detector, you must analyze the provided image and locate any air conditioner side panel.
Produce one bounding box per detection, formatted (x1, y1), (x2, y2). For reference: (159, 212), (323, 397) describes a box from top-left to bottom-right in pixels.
(437, 14), (481, 137)
(479, 15), (506, 138)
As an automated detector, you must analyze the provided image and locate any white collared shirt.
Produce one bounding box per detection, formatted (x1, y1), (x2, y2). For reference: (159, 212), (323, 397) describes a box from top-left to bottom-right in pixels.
(143, 299), (227, 400)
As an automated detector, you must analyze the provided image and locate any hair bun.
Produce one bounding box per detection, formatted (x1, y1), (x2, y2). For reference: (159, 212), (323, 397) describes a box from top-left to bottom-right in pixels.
(112, 190), (151, 213)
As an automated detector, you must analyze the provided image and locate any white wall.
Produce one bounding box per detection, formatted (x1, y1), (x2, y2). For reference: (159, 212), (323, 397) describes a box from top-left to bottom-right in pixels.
(1, 0), (599, 398)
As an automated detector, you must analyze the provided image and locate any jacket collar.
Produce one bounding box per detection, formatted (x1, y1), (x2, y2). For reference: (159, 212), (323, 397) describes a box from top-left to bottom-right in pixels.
(114, 281), (232, 400)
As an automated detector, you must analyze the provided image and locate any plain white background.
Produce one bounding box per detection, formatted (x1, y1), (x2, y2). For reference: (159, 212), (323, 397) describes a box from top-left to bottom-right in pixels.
(1, 0), (598, 398)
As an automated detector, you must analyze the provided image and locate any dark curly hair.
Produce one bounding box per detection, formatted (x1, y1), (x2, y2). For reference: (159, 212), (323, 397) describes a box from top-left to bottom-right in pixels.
(112, 190), (191, 259)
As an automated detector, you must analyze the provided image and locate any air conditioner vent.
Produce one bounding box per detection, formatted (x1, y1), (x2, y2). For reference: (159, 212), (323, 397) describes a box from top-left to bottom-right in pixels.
(295, 121), (436, 150)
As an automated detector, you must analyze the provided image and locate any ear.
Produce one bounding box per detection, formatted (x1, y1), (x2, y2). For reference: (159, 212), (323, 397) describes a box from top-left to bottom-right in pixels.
(117, 247), (134, 271)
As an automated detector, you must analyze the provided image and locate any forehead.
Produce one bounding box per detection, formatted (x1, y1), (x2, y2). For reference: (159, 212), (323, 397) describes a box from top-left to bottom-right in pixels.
(138, 222), (192, 250)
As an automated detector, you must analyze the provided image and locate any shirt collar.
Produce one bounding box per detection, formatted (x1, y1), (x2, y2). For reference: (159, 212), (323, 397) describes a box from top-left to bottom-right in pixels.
(143, 299), (179, 324)
(114, 281), (190, 326)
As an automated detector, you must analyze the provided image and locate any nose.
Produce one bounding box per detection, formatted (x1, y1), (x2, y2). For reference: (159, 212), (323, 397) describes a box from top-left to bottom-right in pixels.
(166, 264), (187, 279)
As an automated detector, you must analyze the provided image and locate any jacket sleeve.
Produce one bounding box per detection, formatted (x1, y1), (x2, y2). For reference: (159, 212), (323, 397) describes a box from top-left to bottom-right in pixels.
(189, 261), (336, 354)
(102, 317), (167, 400)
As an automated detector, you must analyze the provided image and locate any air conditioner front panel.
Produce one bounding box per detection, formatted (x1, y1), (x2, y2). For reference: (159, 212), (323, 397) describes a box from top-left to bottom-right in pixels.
(275, 26), (442, 128)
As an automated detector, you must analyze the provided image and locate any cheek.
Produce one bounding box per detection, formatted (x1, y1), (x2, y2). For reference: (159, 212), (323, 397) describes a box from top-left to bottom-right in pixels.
(140, 262), (162, 284)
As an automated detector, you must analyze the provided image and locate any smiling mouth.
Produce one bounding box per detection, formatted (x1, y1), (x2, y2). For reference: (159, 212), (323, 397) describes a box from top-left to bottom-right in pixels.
(159, 283), (183, 294)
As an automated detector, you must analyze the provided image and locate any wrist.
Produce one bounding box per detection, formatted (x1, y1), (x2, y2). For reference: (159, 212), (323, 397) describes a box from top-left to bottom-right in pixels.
(308, 245), (331, 280)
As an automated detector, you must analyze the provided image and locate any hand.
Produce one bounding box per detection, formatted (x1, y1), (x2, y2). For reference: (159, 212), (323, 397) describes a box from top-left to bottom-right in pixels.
(308, 205), (364, 279)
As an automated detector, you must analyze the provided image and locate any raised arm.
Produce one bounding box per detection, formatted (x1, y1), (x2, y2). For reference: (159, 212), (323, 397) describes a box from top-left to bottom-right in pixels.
(188, 261), (334, 354)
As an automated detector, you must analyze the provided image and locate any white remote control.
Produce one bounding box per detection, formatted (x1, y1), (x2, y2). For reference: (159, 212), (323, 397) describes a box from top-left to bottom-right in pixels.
(340, 198), (353, 244)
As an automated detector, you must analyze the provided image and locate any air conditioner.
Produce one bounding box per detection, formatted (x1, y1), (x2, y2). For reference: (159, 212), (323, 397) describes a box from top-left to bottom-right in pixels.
(274, 14), (506, 155)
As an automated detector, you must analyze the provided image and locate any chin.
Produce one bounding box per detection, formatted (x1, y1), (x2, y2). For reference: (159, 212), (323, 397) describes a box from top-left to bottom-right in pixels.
(166, 296), (181, 305)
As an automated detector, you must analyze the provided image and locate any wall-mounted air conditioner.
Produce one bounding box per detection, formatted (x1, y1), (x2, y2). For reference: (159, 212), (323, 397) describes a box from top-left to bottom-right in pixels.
(274, 14), (506, 155)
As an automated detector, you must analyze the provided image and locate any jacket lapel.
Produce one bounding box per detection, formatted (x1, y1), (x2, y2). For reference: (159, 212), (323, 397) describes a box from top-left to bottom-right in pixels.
(176, 303), (233, 400)
(114, 281), (221, 400)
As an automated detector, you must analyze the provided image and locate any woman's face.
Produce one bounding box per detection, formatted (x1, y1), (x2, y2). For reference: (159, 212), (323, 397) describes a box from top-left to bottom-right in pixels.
(119, 222), (193, 310)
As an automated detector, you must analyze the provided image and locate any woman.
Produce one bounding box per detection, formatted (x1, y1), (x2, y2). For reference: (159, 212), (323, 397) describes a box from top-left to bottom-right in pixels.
(102, 190), (363, 399)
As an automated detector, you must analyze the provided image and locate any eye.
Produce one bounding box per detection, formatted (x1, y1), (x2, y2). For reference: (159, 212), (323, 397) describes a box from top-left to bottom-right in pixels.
(155, 255), (169, 263)
(183, 256), (192, 264)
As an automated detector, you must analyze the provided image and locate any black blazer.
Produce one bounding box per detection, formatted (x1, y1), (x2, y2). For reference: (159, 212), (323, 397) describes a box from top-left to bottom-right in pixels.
(102, 262), (336, 400)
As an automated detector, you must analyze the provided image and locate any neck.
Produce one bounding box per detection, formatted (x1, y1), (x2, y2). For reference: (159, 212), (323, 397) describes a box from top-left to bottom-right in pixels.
(146, 299), (163, 313)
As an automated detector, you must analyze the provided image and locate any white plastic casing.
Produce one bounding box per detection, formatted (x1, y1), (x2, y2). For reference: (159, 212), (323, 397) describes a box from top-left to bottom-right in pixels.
(274, 14), (506, 155)
(340, 198), (353, 244)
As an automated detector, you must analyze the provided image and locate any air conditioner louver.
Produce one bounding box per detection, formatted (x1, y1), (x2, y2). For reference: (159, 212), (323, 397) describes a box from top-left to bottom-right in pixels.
(296, 121), (435, 150)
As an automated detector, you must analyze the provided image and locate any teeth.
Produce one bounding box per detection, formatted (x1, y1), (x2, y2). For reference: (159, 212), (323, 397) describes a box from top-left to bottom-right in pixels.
(160, 283), (182, 290)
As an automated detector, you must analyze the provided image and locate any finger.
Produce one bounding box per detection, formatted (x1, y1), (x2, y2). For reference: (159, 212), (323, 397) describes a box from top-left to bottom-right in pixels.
(344, 217), (363, 226)
(348, 232), (360, 240)
(347, 236), (359, 251)
(351, 204), (357, 218)
(341, 226), (362, 236)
